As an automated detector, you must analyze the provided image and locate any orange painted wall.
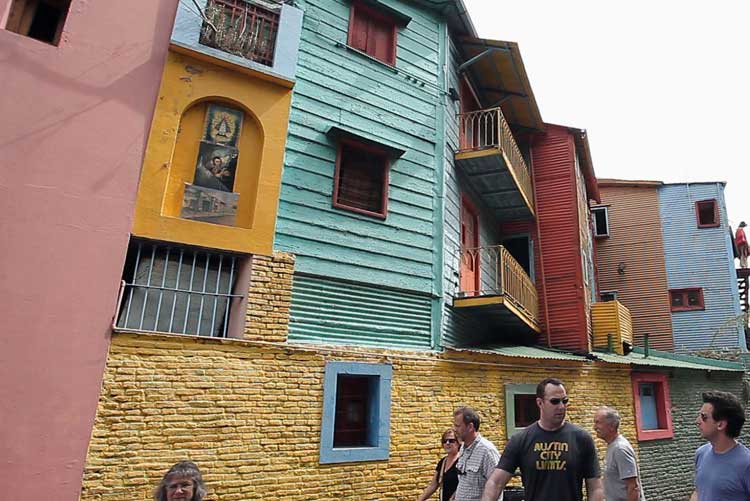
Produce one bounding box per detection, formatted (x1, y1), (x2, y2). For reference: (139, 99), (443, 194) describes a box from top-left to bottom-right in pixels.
(595, 183), (674, 350)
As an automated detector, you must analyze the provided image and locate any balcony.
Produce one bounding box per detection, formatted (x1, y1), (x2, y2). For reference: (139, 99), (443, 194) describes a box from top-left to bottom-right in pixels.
(456, 107), (535, 221)
(591, 300), (634, 354)
(454, 245), (540, 336)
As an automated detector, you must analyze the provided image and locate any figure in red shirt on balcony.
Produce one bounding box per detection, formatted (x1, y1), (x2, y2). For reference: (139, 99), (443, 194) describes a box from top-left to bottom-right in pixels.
(736, 221), (749, 268)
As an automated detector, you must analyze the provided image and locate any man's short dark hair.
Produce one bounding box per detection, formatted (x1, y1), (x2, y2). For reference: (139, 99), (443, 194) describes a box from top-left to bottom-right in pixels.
(536, 377), (564, 399)
(454, 406), (481, 432)
(702, 391), (746, 438)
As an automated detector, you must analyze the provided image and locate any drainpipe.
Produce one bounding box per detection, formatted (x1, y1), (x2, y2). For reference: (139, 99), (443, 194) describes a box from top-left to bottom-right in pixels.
(644, 334), (650, 358)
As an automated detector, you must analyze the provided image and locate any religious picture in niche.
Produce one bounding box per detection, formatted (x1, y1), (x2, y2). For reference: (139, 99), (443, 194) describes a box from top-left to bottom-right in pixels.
(203, 103), (243, 147)
(192, 141), (238, 192)
(181, 183), (239, 226)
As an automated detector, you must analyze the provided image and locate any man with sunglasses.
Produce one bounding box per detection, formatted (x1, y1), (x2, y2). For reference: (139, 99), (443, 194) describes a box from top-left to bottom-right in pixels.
(452, 406), (502, 500)
(481, 378), (603, 501)
(690, 391), (750, 501)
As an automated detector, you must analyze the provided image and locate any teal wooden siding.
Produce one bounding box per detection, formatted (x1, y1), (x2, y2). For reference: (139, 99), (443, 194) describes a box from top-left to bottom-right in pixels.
(275, 0), (443, 295)
(288, 274), (433, 349)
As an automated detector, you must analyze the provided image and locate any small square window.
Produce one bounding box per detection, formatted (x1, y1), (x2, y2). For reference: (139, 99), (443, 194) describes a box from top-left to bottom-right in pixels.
(600, 291), (618, 302)
(505, 384), (539, 437)
(632, 373), (673, 441)
(347, 1), (397, 65)
(116, 239), (244, 337)
(669, 288), (704, 312)
(591, 206), (609, 237)
(333, 140), (389, 218)
(4, 0), (71, 46)
(695, 199), (719, 228)
(320, 362), (392, 464)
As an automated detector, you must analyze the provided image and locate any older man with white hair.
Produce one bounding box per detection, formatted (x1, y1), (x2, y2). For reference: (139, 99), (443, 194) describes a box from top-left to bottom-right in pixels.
(593, 407), (645, 501)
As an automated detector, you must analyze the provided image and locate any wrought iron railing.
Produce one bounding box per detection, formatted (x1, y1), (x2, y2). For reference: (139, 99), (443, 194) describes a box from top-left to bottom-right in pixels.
(199, 0), (280, 66)
(457, 107), (534, 209)
(458, 245), (538, 323)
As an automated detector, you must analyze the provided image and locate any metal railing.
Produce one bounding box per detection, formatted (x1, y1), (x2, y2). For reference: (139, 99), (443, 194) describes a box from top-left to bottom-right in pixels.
(458, 244), (538, 323)
(457, 107), (534, 208)
(199, 0), (280, 67)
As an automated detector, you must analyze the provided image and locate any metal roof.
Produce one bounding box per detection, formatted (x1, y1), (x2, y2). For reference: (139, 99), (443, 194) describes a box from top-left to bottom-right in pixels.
(456, 37), (544, 132)
(447, 345), (744, 372)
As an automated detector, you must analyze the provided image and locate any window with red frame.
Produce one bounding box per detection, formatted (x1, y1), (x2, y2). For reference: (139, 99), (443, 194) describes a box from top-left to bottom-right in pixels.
(632, 373), (673, 441)
(695, 199), (719, 228)
(347, 1), (397, 65)
(333, 140), (389, 218)
(669, 288), (704, 311)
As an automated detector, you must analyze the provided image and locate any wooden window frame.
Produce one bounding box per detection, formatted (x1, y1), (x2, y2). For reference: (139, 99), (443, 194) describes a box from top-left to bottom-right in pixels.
(347, 0), (398, 66)
(631, 372), (674, 441)
(669, 287), (705, 312)
(4, 0), (71, 46)
(332, 138), (390, 219)
(695, 199), (720, 228)
(591, 206), (610, 238)
(319, 361), (392, 464)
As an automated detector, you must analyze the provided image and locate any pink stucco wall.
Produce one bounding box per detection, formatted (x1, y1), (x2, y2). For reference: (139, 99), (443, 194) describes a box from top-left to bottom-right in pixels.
(0, 1), (177, 498)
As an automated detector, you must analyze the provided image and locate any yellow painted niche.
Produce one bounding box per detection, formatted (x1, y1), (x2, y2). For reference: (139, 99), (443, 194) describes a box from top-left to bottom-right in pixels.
(132, 51), (293, 255)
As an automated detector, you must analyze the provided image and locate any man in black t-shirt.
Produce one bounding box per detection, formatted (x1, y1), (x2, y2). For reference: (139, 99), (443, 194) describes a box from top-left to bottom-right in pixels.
(481, 378), (604, 501)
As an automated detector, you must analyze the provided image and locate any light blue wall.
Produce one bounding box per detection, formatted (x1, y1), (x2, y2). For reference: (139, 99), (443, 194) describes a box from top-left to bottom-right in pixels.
(171, 2), (302, 82)
(658, 183), (745, 352)
(275, 0), (442, 295)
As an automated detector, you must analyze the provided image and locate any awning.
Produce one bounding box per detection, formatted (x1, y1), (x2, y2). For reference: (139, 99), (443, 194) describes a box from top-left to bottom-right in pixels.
(456, 37), (544, 132)
(326, 126), (406, 157)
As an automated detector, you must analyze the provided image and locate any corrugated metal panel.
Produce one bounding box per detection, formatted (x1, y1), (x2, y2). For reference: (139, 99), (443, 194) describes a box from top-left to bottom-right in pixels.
(594, 348), (744, 372)
(450, 344), (588, 361)
(659, 183), (745, 351)
(595, 185), (674, 350)
(591, 301), (633, 354)
(288, 274), (433, 349)
(532, 125), (587, 351)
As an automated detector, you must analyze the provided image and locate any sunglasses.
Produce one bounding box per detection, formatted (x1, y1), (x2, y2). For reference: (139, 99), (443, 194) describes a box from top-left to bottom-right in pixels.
(442, 438), (457, 444)
(548, 397), (570, 405)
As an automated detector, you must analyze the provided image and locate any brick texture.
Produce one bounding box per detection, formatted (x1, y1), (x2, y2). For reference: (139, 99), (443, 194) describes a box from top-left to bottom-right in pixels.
(638, 368), (750, 501)
(243, 251), (294, 343)
(80, 334), (638, 500)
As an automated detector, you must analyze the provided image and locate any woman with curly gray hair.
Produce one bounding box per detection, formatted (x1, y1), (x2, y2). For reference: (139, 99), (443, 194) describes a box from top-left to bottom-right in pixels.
(154, 461), (208, 501)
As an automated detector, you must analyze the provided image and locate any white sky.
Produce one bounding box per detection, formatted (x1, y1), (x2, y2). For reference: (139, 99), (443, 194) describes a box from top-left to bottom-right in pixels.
(463, 0), (749, 228)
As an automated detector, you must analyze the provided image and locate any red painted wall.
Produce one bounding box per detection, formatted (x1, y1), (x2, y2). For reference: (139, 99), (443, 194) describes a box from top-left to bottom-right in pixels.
(0, 1), (176, 498)
(530, 125), (588, 351)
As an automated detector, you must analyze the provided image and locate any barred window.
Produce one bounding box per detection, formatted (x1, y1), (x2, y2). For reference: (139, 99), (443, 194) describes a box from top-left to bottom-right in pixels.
(116, 240), (243, 337)
(199, 0), (280, 66)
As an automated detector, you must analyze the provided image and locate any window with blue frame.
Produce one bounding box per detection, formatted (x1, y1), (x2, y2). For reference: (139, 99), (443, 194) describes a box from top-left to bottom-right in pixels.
(320, 361), (392, 464)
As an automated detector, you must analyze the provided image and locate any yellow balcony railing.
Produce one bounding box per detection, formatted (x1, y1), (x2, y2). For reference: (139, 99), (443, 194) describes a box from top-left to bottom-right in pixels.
(458, 244), (538, 325)
(458, 107), (534, 210)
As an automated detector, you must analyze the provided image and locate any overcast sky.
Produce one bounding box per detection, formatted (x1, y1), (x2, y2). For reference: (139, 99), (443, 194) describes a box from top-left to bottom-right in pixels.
(463, 0), (749, 229)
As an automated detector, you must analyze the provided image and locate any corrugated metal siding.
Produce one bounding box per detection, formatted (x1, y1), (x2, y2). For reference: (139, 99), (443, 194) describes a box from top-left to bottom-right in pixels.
(288, 274), (433, 349)
(442, 35), (507, 346)
(659, 183), (745, 351)
(574, 153), (595, 343)
(275, 0), (441, 294)
(532, 126), (587, 351)
(595, 186), (674, 350)
(591, 301), (633, 354)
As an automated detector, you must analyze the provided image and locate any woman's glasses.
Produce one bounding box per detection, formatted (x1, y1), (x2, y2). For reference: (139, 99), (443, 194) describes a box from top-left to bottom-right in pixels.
(442, 438), (457, 444)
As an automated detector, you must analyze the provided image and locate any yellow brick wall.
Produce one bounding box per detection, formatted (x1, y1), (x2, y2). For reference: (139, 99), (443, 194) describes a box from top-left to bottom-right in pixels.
(80, 334), (638, 500)
(243, 252), (294, 343)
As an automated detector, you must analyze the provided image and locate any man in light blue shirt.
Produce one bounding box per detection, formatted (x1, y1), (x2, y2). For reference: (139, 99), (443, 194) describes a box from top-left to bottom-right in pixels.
(690, 391), (750, 501)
